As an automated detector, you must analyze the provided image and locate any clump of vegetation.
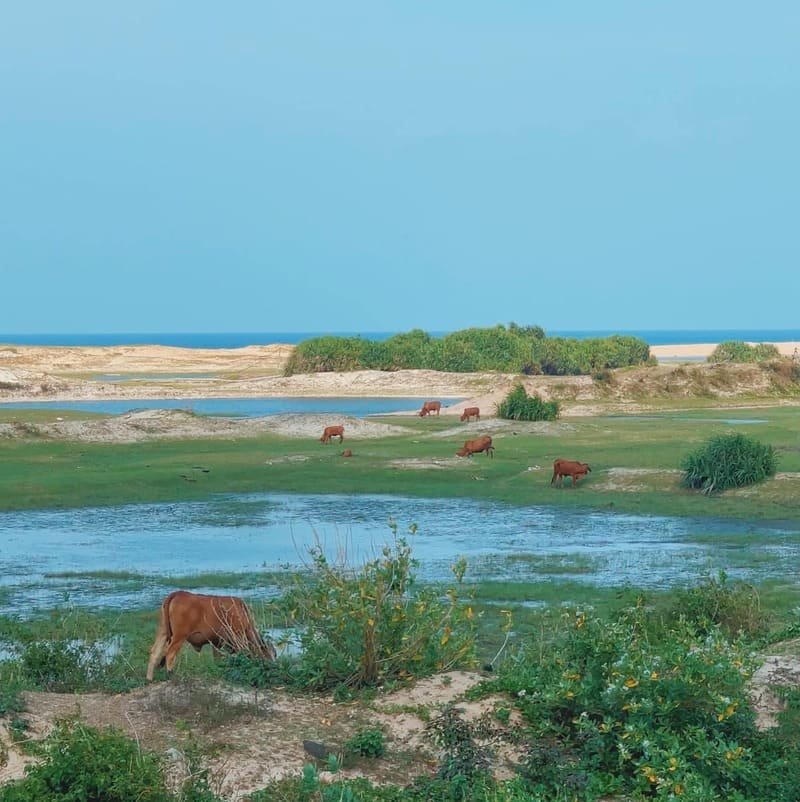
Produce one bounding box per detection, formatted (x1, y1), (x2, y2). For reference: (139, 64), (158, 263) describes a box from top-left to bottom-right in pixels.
(281, 526), (477, 690)
(496, 385), (559, 422)
(708, 340), (781, 363)
(0, 719), (175, 802)
(491, 602), (800, 801)
(668, 571), (768, 639)
(283, 324), (650, 376)
(680, 432), (777, 495)
(346, 727), (386, 758)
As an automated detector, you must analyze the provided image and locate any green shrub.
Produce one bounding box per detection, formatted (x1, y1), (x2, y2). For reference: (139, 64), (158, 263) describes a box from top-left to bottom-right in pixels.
(283, 527), (477, 690)
(708, 340), (781, 363)
(492, 602), (800, 801)
(346, 727), (385, 758)
(669, 571), (768, 639)
(283, 325), (650, 376)
(680, 433), (777, 494)
(496, 385), (559, 422)
(0, 719), (174, 802)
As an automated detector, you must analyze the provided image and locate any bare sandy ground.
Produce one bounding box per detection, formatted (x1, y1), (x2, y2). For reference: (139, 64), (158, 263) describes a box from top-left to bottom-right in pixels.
(2, 342), (799, 443)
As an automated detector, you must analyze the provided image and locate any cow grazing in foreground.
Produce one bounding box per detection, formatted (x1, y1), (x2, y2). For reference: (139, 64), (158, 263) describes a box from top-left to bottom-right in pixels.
(418, 401), (442, 417)
(146, 590), (275, 681)
(456, 435), (494, 458)
(551, 459), (592, 488)
(460, 407), (480, 422)
(320, 425), (344, 444)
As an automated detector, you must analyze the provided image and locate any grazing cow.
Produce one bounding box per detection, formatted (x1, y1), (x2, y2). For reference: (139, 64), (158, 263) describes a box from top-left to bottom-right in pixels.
(146, 590), (275, 681)
(418, 401), (442, 417)
(460, 406), (480, 423)
(456, 435), (494, 458)
(551, 459), (592, 488)
(320, 425), (344, 444)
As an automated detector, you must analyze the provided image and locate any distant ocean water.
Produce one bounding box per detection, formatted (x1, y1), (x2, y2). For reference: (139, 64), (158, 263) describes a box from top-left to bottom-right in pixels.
(1, 330), (800, 349)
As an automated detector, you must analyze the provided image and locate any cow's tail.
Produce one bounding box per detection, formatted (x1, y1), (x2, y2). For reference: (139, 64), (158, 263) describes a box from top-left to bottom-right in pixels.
(146, 591), (179, 681)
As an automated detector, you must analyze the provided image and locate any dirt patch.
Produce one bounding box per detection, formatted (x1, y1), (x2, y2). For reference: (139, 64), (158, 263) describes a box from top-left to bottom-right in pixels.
(0, 671), (526, 797)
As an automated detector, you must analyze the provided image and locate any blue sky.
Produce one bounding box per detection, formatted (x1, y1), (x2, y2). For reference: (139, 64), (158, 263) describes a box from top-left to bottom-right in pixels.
(2, 3), (799, 334)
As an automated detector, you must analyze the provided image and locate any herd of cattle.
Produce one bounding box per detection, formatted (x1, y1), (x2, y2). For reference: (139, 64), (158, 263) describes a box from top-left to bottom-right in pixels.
(146, 400), (592, 681)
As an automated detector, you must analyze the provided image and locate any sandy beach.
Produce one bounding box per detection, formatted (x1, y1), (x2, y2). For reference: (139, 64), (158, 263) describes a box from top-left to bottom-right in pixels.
(650, 341), (800, 360)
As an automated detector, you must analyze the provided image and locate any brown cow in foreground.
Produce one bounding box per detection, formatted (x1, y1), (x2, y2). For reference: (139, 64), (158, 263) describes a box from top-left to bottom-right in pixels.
(418, 401), (442, 417)
(460, 406), (480, 422)
(320, 425), (344, 444)
(146, 590), (275, 681)
(456, 435), (494, 458)
(551, 458), (592, 487)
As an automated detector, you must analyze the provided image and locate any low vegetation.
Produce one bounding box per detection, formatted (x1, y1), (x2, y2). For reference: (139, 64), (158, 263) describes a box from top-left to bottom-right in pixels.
(2, 569), (800, 801)
(283, 324), (651, 376)
(709, 340), (782, 363)
(681, 433), (778, 495)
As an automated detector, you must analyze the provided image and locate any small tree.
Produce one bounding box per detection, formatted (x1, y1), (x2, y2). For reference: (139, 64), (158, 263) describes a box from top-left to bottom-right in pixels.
(680, 433), (777, 495)
(285, 525), (477, 690)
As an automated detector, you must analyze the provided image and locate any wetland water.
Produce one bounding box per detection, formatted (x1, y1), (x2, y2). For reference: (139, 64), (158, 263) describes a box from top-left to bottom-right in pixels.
(2, 493), (799, 617)
(0, 397), (459, 417)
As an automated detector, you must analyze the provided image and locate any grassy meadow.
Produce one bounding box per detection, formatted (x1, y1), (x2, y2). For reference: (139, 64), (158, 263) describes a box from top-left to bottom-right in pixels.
(2, 404), (799, 520)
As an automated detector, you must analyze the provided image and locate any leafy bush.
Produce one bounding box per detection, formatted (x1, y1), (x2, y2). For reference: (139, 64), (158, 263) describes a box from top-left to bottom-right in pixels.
(346, 727), (385, 758)
(496, 385), (559, 422)
(425, 704), (491, 782)
(283, 527), (477, 690)
(680, 433), (777, 495)
(283, 325), (650, 376)
(492, 602), (800, 801)
(669, 571), (768, 639)
(708, 340), (781, 363)
(0, 719), (174, 802)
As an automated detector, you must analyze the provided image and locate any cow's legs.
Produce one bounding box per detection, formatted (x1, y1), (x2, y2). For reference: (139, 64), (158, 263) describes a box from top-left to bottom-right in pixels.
(146, 634), (170, 681)
(164, 639), (186, 674)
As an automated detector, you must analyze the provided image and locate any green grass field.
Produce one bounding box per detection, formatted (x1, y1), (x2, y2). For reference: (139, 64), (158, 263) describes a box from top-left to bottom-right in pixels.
(2, 405), (799, 521)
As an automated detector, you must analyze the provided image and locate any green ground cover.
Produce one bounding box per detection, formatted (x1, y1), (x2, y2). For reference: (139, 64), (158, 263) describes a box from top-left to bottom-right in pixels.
(1, 406), (799, 521)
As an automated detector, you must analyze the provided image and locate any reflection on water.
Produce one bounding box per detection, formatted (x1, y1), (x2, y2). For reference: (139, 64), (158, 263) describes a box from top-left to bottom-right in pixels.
(2, 493), (799, 617)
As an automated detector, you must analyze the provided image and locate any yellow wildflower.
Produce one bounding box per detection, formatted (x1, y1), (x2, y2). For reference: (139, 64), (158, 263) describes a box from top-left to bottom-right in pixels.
(625, 678), (639, 688)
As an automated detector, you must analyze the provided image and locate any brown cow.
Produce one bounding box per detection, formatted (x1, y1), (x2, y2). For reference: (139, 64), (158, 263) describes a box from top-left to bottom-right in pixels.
(418, 401), (442, 417)
(551, 458), (592, 487)
(320, 425), (344, 444)
(146, 590), (275, 681)
(456, 435), (494, 458)
(460, 406), (480, 422)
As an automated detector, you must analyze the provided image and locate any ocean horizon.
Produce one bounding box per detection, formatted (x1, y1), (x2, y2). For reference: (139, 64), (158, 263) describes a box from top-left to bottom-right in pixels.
(1, 329), (799, 349)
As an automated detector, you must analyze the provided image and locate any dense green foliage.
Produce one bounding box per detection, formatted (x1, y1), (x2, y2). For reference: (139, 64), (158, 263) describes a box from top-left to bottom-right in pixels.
(496, 384), (559, 421)
(280, 531), (477, 689)
(491, 602), (800, 801)
(709, 341), (781, 363)
(0, 720), (174, 802)
(681, 433), (778, 495)
(283, 325), (650, 376)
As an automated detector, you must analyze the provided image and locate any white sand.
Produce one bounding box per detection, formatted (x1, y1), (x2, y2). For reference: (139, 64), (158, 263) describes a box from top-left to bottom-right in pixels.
(650, 341), (800, 360)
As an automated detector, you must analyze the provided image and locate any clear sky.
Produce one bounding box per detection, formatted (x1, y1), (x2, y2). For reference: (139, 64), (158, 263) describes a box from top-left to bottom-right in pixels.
(2, 3), (799, 334)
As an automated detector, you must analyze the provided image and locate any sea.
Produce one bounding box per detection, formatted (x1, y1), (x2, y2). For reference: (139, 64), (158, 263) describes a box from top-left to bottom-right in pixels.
(2, 330), (800, 348)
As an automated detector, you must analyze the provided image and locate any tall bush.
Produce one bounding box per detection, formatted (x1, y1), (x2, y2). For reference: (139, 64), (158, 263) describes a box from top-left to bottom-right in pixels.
(496, 385), (559, 422)
(680, 433), (777, 495)
(284, 528), (477, 690)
